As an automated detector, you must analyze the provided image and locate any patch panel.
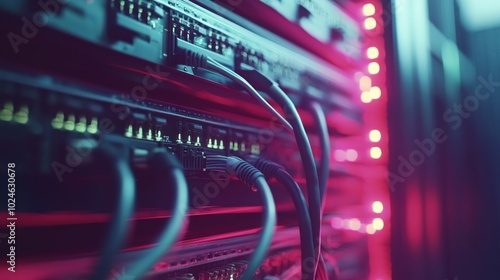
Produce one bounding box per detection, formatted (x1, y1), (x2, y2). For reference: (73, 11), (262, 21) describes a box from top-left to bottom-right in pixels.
(159, 259), (249, 280)
(0, 74), (293, 177)
(110, 0), (163, 25)
(227, 131), (250, 155)
(235, 46), (302, 91)
(137, 226), (304, 279)
(198, 263), (238, 280)
(205, 126), (227, 151)
(159, 248), (304, 280)
(173, 144), (206, 171)
(170, 9), (234, 57)
(105, 0), (167, 64)
(123, 111), (168, 142)
(256, 0), (363, 61)
(168, 1), (306, 91)
(165, 0), (354, 102)
(176, 121), (204, 146)
(0, 0), (359, 121)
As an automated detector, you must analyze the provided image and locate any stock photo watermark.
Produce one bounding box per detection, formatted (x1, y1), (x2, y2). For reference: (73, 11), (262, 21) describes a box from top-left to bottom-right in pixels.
(110, 267), (136, 280)
(51, 65), (170, 182)
(388, 74), (500, 191)
(380, 0), (406, 28)
(191, 104), (293, 208)
(7, 0), (70, 54)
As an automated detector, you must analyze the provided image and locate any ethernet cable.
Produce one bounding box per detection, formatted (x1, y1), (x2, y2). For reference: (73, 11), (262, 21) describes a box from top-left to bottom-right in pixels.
(238, 69), (321, 276)
(308, 101), (330, 206)
(206, 57), (292, 131)
(245, 155), (315, 280)
(175, 48), (292, 131)
(92, 146), (136, 280)
(206, 155), (276, 280)
(126, 150), (189, 279)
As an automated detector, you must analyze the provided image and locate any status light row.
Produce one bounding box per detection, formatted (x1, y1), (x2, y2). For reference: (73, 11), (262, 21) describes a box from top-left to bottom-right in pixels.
(331, 217), (384, 233)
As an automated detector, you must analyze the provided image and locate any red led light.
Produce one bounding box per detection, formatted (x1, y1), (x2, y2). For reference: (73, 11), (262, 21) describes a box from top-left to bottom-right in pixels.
(364, 17), (377, 30)
(349, 218), (362, 230)
(360, 75), (372, 91)
(370, 86), (382, 99)
(373, 218), (384, 230)
(370, 147), (382, 159)
(367, 224), (376, 234)
(334, 149), (347, 162)
(369, 130), (382, 142)
(346, 149), (358, 161)
(368, 62), (380, 74)
(361, 91), (372, 103)
(363, 3), (376, 16)
(372, 201), (384, 213)
(367, 46), (379, 59)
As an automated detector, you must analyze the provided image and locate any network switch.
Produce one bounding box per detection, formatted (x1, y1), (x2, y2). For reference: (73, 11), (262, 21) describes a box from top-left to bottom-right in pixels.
(0, 0), (384, 279)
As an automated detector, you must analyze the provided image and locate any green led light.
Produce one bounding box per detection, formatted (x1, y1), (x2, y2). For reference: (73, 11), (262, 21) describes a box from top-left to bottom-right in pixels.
(136, 126), (143, 139)
(0, 101), (14, 122)
(13, 105), (29, 124)
(64, 114), (75, 131)
(75, 116), (87, 132)
(155, 130), (162, 141)
(51, 112), (64, 129)
(125, 124), (133, 137)
(250, 144), (260, 155)
(87, 117), (98, 134)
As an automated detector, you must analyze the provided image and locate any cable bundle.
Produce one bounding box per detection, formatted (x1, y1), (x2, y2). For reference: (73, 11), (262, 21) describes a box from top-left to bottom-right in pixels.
(245, 155), (315, 280)
(206, 155), (276, 280)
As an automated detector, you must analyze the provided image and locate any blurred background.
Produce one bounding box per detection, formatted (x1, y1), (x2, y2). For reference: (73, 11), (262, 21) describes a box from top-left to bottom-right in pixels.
(0, 0), (500, 279)
(387, 0), (500, 279)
